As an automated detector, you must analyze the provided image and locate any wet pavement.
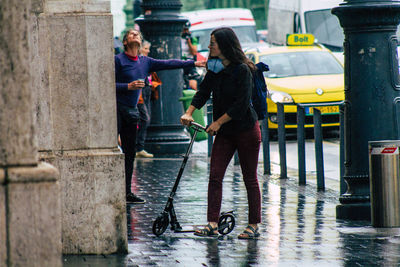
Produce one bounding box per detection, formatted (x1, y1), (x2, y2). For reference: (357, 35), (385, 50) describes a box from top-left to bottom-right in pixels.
(63, 141), (400, 267)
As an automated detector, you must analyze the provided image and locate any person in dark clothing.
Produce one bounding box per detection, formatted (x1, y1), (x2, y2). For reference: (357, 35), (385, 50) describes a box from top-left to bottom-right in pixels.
(180, 27), (262, 239)
(181, 22), (200, 90)
(116, 29), (205, 204)
(136, 40), (154, 158)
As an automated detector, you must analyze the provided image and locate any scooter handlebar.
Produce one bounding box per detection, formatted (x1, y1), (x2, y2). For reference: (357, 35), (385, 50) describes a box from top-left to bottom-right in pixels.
(189, 121), (207, 131)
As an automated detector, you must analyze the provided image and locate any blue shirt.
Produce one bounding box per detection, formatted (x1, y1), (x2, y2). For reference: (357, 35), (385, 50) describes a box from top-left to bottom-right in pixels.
(115, 53), (195, 107)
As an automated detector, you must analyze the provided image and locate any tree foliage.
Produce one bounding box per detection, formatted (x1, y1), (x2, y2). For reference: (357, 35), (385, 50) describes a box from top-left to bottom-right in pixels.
(181, 0), (206, 12)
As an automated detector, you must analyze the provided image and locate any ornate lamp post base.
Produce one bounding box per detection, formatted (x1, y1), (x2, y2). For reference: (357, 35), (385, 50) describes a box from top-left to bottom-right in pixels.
(136, 0), (191, 154)
(332, 1), (400, 220)
(145, 125), (191, 154)
(336, 174), (371, 220)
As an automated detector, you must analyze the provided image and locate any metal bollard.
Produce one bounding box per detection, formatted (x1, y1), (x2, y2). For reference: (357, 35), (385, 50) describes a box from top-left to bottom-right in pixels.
(261, 117), (271, 175)
(369, 140), (400, 227)
(234, 151), (239, 165)
(206, 99), (213, 157)
(313, 108), (325, 191)
(297, 106), (306, 185)
(277, 103), (287, 178)
(339, 104), (346, 195)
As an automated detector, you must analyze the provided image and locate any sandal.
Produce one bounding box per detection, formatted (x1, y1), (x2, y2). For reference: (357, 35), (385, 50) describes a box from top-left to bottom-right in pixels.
(194, 223), (219, 237)
(238, 225), (260, 239)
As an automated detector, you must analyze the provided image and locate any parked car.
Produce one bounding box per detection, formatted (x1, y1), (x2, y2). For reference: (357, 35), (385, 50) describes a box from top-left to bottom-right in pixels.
(182, 8), (260, 82)
(182, 8), (259, 58)
(245, 34), (344, 131)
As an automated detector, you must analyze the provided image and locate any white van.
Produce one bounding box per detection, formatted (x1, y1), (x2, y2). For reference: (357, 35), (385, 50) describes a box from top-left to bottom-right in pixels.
(267, 0), (344, 53)
(181, 8), (259, 54)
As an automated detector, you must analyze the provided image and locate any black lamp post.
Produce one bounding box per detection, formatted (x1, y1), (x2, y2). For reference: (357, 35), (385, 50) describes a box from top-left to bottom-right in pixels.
(332, 0), (400, 220)
(136, 0), (190, 154)
(133, 0), (142, 19)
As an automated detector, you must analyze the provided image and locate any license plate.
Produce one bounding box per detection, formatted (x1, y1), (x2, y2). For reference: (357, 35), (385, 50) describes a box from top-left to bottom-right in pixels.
(305, 106), (339, 115)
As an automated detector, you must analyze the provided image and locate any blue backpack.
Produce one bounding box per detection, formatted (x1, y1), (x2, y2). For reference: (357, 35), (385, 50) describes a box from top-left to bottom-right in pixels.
(252, 62), (269, 120)
(234, 62), (269, 120)
(235, 62), (269, 120)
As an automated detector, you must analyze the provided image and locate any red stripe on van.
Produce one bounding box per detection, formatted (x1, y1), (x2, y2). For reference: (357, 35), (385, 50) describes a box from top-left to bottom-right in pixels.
(239, 18), (254, 21)
(191, 21), (203, 26)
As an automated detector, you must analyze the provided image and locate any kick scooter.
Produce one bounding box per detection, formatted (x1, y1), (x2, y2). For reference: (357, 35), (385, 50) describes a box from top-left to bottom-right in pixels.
(152, 121), (235, 236)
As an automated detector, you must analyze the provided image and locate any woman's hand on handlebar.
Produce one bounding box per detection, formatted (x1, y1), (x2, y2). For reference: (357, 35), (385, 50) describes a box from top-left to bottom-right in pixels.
(206, 121), (221, 136)
(180, 113), (194, 126)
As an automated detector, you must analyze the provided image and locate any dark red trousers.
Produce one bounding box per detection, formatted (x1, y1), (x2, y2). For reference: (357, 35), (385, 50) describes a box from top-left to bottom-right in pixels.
(208, 121), (261, 224)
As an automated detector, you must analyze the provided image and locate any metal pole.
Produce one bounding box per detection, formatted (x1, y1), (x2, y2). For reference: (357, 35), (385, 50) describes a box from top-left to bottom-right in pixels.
(313, 108), (325, 191)
(339, 104), (346, 195)
(297, 106), (306, 185)
(261, 117), (271, 175)
(207, 99), (213, 157)
(234, 151), (239, 165)
(277, 103), (287, 178)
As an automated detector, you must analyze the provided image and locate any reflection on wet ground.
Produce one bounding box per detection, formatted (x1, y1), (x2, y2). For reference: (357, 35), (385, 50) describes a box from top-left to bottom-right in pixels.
(63, 156), (400, 266)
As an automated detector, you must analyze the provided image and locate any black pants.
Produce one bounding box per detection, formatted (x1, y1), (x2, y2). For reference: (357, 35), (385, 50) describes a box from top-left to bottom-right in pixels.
(137, 86), (152, 151)
(208, 122), (261, 224)
(183, 66), (200, 89)
(117, 103), (139, 195)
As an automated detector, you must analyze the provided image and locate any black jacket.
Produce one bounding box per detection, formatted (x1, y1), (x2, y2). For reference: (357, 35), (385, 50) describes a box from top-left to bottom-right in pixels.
(191, 63), (257, 135)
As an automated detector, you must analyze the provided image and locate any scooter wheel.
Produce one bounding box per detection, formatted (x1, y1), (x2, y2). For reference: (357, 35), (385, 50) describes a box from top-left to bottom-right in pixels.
(152, 213), (169, 236)
(218, 213), (235, 235)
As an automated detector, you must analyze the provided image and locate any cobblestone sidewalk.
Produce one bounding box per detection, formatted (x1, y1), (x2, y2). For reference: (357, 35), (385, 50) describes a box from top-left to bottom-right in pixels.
(64, 153), (400, 266)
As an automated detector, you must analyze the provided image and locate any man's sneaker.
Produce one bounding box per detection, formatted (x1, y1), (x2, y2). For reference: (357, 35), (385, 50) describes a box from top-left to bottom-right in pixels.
(136, 150), (154, 158)
(126, 193), (146, 204)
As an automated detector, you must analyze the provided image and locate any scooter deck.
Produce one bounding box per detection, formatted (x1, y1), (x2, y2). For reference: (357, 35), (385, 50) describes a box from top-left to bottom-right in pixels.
(173, 225), (202, 233)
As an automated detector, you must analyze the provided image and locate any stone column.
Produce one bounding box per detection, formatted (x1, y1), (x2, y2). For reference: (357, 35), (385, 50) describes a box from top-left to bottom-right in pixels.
(32, 0), (127, 254)
(0, 0), (61, 266)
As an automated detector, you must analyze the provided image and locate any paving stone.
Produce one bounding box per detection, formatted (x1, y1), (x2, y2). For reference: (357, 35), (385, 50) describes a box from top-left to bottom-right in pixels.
(62, 149), (400, 266)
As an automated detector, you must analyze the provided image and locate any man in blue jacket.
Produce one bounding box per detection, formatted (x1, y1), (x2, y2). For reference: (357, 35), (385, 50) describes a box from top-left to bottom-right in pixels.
(115, 29), (205, 203)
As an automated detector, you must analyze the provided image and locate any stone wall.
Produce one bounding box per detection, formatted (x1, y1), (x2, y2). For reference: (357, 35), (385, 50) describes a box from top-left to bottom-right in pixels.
(0, 0), (126, 263)
(6, 163), (61, 266)
(44, 150), (126, 254)
(31, 0), (128, 254)
(0, 0), (62, 265)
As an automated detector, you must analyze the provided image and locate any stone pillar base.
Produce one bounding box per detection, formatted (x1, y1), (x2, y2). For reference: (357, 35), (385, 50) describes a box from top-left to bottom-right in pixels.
(336, 203), (371, 221)
(41, 149), (127, 254)
(1, 162), (61, 266)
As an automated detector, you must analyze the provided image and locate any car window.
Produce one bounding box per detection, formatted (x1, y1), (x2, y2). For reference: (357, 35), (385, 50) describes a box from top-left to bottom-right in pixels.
(304, 9), (344, 52)
(260, 51), (343, 78)
(247, 53), (256, 63)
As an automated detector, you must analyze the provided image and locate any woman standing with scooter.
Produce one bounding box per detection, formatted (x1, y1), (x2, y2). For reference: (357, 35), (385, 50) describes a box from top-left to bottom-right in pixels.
(180, 27), (262, 239)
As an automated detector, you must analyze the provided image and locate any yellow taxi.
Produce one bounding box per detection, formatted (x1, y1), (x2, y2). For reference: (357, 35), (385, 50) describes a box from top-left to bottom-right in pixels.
(245, 34), (344, 130)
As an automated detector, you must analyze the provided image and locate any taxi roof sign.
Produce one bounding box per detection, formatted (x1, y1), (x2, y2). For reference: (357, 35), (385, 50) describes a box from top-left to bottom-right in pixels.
(286, 34), (315, 46)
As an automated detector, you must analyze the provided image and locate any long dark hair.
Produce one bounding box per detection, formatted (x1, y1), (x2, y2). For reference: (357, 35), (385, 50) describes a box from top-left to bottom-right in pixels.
(211, 27), (256, 72)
